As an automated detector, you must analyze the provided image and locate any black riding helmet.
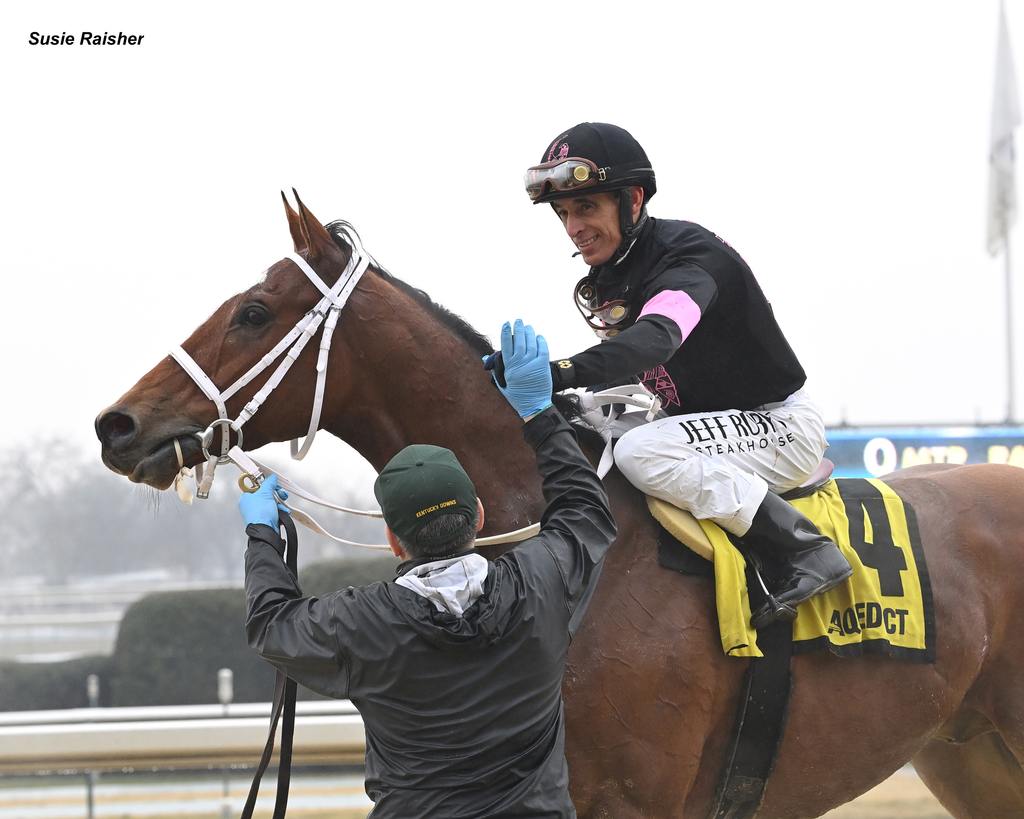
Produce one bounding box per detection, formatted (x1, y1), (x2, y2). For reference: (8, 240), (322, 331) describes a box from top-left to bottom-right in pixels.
(525, 122), (657, 264)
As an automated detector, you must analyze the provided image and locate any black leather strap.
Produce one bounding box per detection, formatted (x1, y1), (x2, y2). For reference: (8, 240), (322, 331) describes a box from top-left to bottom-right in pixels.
(241, 511), (299, 819)
(710, 618), (793, 819)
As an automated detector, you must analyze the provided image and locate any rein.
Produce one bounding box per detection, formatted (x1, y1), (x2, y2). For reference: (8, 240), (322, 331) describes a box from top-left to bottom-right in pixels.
(240, 510), (299, 819)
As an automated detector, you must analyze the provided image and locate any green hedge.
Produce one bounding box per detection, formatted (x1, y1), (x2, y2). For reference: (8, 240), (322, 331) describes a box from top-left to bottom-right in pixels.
(1, 558), (399, 711)
(0, 654), (112, 711)
(108, 557), (398, 707)
(110, 588), (276, 706)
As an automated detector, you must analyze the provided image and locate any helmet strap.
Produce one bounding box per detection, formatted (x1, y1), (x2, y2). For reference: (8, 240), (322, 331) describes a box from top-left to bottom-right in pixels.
(610, 189), (648, 265)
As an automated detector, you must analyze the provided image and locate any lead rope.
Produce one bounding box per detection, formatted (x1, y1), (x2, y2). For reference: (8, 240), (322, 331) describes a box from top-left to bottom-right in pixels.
(240, 510), (298, 819)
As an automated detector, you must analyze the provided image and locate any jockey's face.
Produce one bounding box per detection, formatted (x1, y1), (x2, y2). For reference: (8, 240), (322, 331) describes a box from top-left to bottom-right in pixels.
(551, 187), (644, 266)
(551, 193), (621, 266)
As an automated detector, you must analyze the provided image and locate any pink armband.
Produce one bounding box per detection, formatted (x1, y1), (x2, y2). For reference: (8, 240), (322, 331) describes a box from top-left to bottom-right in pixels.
(638, 290), (702, 342)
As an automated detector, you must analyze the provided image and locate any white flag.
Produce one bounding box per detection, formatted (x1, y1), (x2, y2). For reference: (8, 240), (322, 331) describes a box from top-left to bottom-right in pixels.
(988, 2), (1022, 256)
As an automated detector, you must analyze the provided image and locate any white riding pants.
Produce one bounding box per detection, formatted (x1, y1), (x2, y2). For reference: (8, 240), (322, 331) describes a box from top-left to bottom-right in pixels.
(613, 389), (827, 536)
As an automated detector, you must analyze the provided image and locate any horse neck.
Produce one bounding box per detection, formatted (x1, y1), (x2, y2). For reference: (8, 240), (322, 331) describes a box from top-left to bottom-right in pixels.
(322, 274), (545, 535)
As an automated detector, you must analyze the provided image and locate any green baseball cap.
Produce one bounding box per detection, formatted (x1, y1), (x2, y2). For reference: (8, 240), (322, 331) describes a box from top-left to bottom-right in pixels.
(373, 444), (478, 547)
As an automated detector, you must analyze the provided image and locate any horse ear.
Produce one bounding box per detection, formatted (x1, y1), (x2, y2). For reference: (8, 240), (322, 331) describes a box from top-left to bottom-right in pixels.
(281, 191), (306, 252)
(292, 188), (336, 260)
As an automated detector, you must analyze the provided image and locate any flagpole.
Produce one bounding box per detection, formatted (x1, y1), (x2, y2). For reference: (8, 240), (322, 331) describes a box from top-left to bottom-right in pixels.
(991, 0), (1021, 424)
(1007, 223), (1016, 423)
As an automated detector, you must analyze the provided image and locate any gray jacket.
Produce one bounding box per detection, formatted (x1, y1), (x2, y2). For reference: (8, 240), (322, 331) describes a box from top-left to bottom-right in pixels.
(244, 407), (616, 818)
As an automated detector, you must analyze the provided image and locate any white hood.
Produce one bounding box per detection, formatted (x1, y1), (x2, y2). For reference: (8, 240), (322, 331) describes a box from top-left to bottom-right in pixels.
(394, 553), (489, 617)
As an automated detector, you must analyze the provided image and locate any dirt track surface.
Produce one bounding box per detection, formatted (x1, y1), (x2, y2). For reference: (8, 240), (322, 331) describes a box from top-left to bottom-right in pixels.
(193, 766), (952, 818)
(0, 766), (950, 818)
(822, 766), (950, 818)
(264, 766), (950, 818)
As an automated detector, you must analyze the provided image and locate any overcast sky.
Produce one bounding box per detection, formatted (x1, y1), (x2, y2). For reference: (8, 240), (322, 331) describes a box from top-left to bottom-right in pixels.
(3, 1), (1023, 495)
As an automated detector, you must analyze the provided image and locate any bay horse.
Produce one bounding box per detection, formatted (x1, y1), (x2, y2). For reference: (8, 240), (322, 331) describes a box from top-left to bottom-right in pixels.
(96, 195), (1024, 818)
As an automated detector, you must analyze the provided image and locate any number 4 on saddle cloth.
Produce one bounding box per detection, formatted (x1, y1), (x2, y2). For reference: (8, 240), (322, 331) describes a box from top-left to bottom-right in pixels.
(650, 476), (936, 661)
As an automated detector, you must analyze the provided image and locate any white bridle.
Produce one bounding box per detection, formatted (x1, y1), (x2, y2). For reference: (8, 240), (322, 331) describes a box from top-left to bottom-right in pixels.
(167, 222), (542, 550)
(170, 221), (371, 499)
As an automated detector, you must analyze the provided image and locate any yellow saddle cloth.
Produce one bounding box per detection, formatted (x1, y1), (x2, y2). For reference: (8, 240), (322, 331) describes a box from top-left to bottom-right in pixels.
(649, 478), (935, 661)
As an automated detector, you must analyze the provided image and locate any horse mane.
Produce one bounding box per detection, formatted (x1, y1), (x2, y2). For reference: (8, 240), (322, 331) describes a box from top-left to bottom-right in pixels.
(327, 221), (493, 357)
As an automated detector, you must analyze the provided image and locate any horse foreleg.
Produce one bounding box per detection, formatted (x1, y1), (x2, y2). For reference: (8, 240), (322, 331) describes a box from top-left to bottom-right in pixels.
(913, 728), (1024, 819)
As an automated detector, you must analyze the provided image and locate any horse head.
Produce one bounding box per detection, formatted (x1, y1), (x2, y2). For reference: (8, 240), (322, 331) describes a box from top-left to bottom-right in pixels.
(96, 193), (542, 535)
(96, 193), (363, 489)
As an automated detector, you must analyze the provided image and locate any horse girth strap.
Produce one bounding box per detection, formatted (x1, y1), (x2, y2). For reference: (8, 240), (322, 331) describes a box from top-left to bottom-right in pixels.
(710, 618), (794, 819)
(241, 511), (299, 819)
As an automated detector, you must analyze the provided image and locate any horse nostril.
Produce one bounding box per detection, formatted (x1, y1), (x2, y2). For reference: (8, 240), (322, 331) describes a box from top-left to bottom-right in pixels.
(96, 410), (139, 450)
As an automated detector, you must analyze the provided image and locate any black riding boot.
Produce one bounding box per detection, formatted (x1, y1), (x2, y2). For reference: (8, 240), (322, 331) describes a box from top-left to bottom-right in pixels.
(745, 492), (852, 629)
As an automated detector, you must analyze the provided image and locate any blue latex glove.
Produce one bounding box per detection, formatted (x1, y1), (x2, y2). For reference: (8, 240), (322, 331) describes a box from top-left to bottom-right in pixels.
(238, 474), (290, 528)
(488, 320), (553, 418)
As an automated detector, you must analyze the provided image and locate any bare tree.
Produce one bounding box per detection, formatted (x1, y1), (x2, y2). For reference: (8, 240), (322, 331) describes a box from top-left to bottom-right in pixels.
(0, 438), (386, 585)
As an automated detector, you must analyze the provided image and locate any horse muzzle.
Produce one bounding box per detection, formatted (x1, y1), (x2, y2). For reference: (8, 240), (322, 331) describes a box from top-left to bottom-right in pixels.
(95, 405), (204, 488)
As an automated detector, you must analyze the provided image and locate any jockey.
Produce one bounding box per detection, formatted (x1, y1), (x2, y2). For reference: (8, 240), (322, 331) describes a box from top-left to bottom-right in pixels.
(523, 121), (851, 628)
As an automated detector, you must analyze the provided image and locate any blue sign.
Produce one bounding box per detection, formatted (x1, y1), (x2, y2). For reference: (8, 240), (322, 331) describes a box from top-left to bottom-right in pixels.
(826, 426), (1024, 478)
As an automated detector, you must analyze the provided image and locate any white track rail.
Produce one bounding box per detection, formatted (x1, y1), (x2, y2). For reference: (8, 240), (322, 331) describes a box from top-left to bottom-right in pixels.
(0, 702), (365, 774)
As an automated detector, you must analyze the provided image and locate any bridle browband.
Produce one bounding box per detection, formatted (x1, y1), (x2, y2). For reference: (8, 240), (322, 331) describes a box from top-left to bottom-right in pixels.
(167, 222), (542, 550)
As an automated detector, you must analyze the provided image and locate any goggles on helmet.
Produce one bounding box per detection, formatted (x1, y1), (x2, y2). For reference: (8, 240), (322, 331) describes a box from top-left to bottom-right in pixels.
(573, 276), (630, 339)
(524, 157), (609, 202)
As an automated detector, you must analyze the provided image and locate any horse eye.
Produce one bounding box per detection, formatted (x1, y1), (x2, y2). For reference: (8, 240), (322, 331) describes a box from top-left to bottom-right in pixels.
(239, 304), (270, 327)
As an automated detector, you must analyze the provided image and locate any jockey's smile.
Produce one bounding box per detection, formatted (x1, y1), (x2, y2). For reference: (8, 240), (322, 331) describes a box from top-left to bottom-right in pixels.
(552, 192), (625, 266)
